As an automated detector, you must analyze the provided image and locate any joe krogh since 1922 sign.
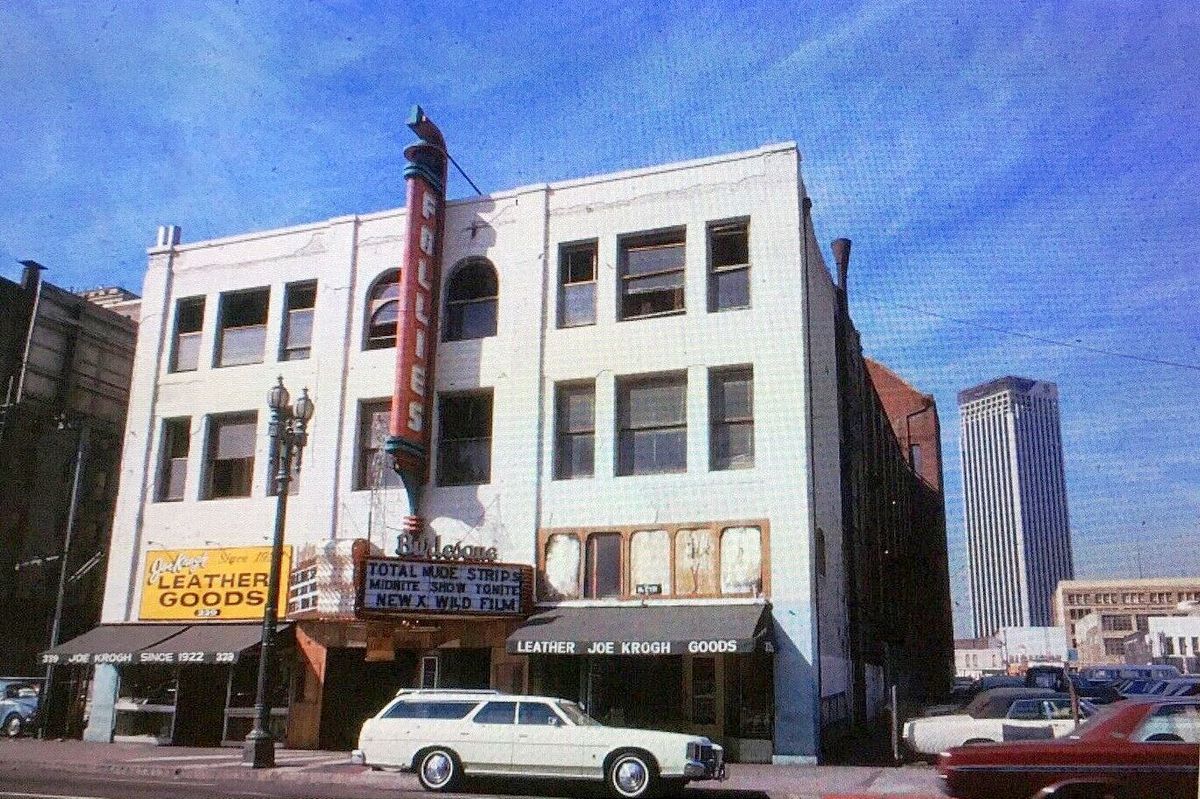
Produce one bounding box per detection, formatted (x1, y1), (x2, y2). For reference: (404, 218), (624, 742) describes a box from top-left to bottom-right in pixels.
(357, 555), (532, 618)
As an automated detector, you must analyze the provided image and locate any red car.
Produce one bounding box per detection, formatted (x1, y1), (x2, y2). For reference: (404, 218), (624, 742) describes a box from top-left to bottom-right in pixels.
(937, 697), (1199, 798)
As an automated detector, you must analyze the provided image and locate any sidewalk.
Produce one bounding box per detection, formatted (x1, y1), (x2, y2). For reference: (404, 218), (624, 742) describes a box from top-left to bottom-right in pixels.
(0, 738), (940, 799)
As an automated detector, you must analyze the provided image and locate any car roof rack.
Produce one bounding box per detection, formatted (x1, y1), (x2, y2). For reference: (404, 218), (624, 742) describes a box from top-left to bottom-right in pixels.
(393, 688), (503, 697)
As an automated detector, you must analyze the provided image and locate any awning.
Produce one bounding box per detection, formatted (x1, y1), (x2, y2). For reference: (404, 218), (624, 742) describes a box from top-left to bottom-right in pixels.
(41, 623), (291, 666)
(506, 603), (772, 656)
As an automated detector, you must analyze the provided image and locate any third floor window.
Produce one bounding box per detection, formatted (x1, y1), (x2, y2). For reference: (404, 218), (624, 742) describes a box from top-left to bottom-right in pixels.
(619, 229), (685, 320)
(280, 281), (316, 361)
(558, 241), (597, 327)
(169, 297), (204, 373)
(216, 288), (269, 367)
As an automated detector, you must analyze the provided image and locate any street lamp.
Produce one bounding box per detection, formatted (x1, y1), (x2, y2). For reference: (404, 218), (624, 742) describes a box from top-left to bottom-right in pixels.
(243, 377), (313, 768)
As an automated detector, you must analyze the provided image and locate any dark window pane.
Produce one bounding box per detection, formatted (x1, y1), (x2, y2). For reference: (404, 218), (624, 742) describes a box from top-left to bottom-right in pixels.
(625, 242), (684, 277)
(711, 421), (754, 470)
(711, 267), (750, 311)
(710, 224), (749, 268)
(624, 380), (685, 428)
(365, 271), (400, 350)
(446, 300), (497, 341)
(445, 260), (498, 342)
(473, 701), (517, 725)
(518, 703), (561, 726)
(176, 298), (204, 333)
(711, 368), (754, 471)
(561, 245), (596, 284)
(558, 385), (595, 433)
(206, 414), (256, 499)
(555, 433), (594, 480)
(622, 285), (684, 319)
(620, 429), (686, 474)
(437, 393), (493, 486)
(620, 232), (685, 319)
(158, 418), (190, 502)
(585, 533), (621, 598)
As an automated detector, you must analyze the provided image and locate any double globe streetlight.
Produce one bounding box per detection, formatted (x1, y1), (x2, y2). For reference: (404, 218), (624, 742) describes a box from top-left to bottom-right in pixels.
(243, 377), (313, 768)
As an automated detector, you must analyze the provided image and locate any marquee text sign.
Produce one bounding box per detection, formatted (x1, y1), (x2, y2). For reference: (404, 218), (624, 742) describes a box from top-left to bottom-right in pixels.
(139, 546), (292, 621)
(506, 638), (759, 656)
(358, 556), (532, 618)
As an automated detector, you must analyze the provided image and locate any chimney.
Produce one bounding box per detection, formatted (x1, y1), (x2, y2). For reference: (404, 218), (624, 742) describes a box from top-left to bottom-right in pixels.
(832, 238), (851, 292)
(155, 225), (181, 248)
(17, 260), (45, 292)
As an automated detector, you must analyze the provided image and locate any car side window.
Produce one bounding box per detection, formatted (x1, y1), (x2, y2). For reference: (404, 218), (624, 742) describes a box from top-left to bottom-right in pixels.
(1133, 704), (1200, 743)
(382, 701), (477, 720)
(1044, 700), (1075, 720)
(1006, 700), (1043, 720)
(473, 701), (517, 725)
(518, 702), (562, 726)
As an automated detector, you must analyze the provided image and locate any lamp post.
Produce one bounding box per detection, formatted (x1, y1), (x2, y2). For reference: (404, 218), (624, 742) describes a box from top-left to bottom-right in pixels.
(243, 377), (313, 768)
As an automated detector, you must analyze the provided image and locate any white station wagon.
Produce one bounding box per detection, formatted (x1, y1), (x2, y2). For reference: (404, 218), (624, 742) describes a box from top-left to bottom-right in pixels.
(353, 689), (725, 797)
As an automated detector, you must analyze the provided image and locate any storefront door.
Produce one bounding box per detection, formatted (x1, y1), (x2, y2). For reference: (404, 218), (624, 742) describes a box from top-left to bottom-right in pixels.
(174, 665), (228, 746)
(684, 655), (723, 741)
(319, 648), (418, 751)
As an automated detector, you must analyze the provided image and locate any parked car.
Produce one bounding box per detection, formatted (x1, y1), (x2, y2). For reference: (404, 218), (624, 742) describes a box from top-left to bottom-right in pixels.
(903, 688), (1093, 759)
(938, 697), (1200, 798)
(0, 678), (41, 738)
(353, 689), (725, 797)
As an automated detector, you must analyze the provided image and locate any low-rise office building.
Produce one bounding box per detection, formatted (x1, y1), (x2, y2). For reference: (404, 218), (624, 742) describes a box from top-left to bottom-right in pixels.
(1053, 577), (1200, 651)
(46, 138), (949, 762)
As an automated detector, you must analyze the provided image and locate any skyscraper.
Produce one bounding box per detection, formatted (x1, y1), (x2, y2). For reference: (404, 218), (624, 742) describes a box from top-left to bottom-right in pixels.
(959, 377), (1074, 637)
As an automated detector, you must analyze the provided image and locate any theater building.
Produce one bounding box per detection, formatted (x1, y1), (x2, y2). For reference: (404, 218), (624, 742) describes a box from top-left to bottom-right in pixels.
(50, 134), (948, 763)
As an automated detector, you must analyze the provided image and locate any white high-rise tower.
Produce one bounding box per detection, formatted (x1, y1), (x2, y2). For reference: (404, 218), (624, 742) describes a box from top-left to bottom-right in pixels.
(959, 377), (1074, 637)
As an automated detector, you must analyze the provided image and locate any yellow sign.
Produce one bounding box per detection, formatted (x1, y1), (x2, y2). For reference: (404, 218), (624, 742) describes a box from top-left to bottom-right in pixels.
(139, 546), (292, 621)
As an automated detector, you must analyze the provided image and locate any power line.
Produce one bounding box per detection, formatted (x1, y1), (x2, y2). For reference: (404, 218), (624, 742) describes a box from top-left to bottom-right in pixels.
(859, 293), (1200, 373)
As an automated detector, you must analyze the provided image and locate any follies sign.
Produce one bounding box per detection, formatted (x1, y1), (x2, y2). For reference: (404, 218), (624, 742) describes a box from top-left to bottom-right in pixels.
(386, 105), (450, 482)
(140, 546), (292, 621)
(356, 555), (533, 619)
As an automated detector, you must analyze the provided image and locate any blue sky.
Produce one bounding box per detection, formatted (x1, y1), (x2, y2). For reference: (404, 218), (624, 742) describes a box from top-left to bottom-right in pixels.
(2, 1), (1197, 636)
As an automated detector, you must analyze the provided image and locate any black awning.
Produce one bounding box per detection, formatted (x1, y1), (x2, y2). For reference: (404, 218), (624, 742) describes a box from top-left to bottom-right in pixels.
(506, 603), (772, 656)
(41, 623), (293, 666)
(41, 624), (188, 666)
(138, 622), (291, 665)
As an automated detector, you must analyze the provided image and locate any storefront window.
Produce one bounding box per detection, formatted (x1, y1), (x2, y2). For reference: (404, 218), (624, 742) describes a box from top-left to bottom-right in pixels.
(584, 533), (622, 599)
(114, 665), (177, 742)
(675, 528), (717, 596)
(630, 530), (670, 595)
(691, 657), (717, 725)
(542, 534), (581, 600)
(720, 526), (762, 595)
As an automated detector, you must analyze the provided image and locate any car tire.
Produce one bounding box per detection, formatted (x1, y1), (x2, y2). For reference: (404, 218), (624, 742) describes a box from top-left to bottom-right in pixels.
(606, 750), (658, 799)
(414, 747), (461, 792)
(3, 714), (22, 738)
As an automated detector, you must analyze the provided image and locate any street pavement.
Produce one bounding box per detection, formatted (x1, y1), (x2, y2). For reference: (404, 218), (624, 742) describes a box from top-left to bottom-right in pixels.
(0, 739), (941, 799)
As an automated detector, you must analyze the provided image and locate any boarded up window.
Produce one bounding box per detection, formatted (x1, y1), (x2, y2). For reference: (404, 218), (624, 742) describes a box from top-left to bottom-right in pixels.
(674, 528), (717, 596)
(720, 526), (762, 595)
(630, 530), (670, 594)
(543, 534), (581, 600)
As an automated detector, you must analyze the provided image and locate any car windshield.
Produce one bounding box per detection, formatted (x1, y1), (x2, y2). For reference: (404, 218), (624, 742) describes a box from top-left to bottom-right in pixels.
(557, 701), (602, 726)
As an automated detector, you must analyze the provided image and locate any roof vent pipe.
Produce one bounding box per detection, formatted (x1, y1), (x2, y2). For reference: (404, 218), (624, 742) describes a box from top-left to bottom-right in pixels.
(832, 238), (851, 292)
(156, 225), (181, 248)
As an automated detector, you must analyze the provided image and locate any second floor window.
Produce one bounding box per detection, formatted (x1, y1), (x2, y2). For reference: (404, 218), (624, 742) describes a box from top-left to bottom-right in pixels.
(169, 297), (204, 373)
(584, 532), (622, 599)
(436, 391), (493, 486)
(280, 281), (316, 361)
(708, 221), (750, 311)
(444, 259), (498, 342)
(558, 241), (597, 327)
(620, 229), (685, 320)
(554, 382), (595, 480)
(617, 373), (687, 475)
(216, 288), (269, 367)
(204, 412), (257, 499)
(710, 366), (754, 470)
(364, 270), (399, 350)
(356, 399), (403, 491)
(156, 417), (190, 501)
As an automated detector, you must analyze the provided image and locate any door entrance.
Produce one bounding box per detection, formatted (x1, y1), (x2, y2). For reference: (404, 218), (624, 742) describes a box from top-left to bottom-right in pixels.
(318, 649), (418, 750)
(684, 655), (724, 741)
(173, 665), (228, 746)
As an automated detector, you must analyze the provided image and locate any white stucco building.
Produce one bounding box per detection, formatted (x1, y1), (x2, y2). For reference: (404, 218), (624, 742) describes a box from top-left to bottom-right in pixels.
(49, 142), (880, 762)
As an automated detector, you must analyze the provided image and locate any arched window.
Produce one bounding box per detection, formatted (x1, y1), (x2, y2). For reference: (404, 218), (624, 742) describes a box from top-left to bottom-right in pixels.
(444, 259), (498, 341)
(364, 270), (399, 350)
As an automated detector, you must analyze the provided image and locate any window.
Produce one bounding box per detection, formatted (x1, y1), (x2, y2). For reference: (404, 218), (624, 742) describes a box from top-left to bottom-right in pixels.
(542, 534), (582, 601)
(709, 366), (754, 470)
(1132, 703), (1200, 743)
(675, 528), (717, 595)
(216, 288), (269, 367)
(355, 400), (403, 490)
(629, 530), (670, 594)
(708, 220), (749, 311)
(720, 526), (763, 595)
(1180, 637), (1189, 656)
(559, 241), (597, 327)
(1006, 700), (1043, 720)
(472, 701), (517, 725)
(169, 297), (204, 372)
(203, 413), (257, 499)
(518, 703), (561, 726)
(584, 532), (621, 599)
(619, 229), (685, 320)
(280, 281), (316, 361)
(420, 656), (438, 689)
(383, 701), (476, 720)
(156, 417), (190, 502)
(1165, 638), (1176, 656)
(554, 382), (595, 480)
(364, 270), (400, 350)
(617, 373), (687, 475)
(436, 391), (493, 486)
(909, 444), (923, 474)
(1104, 639), (1127, 656)
(444, 259), (498, 341)
(1102, 615), (1133, 632)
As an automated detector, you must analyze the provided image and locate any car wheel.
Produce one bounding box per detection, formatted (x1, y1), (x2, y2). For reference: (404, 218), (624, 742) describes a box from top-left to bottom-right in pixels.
(415, 748), (461, 792)
(606, 750), (658, 798)
(3, 714), (22, 738)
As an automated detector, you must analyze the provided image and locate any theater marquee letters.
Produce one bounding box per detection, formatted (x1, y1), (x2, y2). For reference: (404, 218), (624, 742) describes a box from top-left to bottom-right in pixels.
(358, 556), (530, 618)
(139, 546), (292, 621)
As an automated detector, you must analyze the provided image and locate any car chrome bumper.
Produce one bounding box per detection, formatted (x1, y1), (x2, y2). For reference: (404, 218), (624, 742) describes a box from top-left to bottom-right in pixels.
(350, 749), (365, 766)
(683, 758), (726, 780)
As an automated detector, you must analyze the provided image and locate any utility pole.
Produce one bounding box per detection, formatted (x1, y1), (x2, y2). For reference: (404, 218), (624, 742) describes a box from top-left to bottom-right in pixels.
(40, 418), (88, 739)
